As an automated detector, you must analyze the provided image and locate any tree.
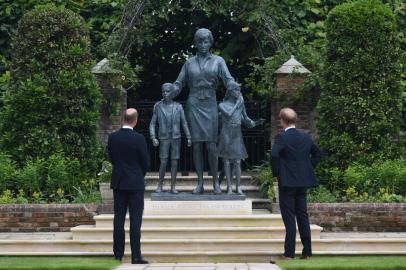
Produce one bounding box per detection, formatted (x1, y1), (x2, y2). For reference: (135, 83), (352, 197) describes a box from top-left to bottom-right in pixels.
(317, 0), (402, 173)
(0, 5), (102, 172)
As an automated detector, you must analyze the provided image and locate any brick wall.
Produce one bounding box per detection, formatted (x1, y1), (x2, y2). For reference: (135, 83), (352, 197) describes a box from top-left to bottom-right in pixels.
(0, 204), (98, 232)
(272, 203), (406, 232)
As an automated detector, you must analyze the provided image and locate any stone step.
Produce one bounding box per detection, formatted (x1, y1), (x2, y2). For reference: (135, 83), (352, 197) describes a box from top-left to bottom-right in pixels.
(94, 213), (283, 228)
(1, 238), (405, 259)
(71, 225), (323, 240)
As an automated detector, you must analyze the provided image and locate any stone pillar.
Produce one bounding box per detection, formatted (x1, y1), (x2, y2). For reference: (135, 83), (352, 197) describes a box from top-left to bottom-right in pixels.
(271, 55), (318, 141)
(92, 58), (127, 145)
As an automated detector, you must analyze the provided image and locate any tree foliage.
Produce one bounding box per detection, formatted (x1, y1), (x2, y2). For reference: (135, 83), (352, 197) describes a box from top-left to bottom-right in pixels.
(317, 0), (402, 174)
(0, 1), (403, 101)
(0, 5), (102, 172)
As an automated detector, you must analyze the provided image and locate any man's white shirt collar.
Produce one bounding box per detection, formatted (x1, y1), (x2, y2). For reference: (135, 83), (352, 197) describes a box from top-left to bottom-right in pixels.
(285, 126), (296, 132)
(122, 125), (133, 130)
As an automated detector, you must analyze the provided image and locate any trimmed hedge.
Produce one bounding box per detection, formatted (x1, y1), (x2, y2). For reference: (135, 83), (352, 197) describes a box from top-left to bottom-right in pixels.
(0, 5), (102, 172)
(317, 0), (402, 174)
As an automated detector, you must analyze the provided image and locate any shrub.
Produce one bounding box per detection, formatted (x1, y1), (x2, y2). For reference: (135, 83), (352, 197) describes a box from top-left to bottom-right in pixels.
(15, 189), (29, 204)
(16, 158), (45, 196)
(45, 153), (88, 199)
(0, 4), (102, 173)
(252, 162), (274, 201)
(0, 190), (15, 204)
(9, 153), (91, 202)
(342, 186), (406, 203)
(0, 153), (18, 193)
(316, 166), (345, 195)
(317, 0), (402, 171)
(343, 159), (406, 196)
(72, 179), (101, 204)
(307, 185), (338, 203)
(97, 160), (113, 183)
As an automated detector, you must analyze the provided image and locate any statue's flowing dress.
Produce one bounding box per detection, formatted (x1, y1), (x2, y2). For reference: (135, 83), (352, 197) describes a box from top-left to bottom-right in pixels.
(217, 101), (253, 160)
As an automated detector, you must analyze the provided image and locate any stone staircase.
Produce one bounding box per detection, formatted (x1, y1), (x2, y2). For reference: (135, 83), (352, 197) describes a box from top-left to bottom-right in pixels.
(1, 207), (405, 262)
(99, 173), (270, 212)
(1, 173), (405, 262)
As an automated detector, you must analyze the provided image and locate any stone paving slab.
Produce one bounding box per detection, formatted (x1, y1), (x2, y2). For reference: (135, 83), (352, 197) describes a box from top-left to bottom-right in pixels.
(114, 263), (281, 270)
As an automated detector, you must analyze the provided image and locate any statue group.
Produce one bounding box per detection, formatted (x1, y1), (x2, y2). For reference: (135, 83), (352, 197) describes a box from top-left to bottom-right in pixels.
(149, 28), (264, 196)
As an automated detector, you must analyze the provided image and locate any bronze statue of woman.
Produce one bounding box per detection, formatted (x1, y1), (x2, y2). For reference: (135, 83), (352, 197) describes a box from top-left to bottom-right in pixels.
(172, 28), (236, 194)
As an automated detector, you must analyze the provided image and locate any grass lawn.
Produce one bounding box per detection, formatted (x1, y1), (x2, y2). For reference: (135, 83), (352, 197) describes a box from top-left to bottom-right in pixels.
(0, 257), (120, 270)
(278, 256), (406, 270)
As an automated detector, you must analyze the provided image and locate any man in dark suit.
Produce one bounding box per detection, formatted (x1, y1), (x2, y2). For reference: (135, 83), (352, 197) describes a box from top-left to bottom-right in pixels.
(107, 108), (149, 264)
(270, 108), (321, 262)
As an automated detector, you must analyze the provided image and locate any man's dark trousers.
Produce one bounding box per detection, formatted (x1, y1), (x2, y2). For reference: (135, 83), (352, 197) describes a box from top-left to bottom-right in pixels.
(271, 128), (321, 258)
(278, 186), (311, 257)
(113, 189), (144, 260)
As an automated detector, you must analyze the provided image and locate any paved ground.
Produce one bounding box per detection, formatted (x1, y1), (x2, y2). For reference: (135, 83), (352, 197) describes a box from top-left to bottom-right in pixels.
(114, 263), (281, 270)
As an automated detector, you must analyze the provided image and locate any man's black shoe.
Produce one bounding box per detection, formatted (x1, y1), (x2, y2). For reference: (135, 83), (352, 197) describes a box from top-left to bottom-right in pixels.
(270, 255), (293, 264)
(131, 258), (149, 264)
(114, 257), (122, 261)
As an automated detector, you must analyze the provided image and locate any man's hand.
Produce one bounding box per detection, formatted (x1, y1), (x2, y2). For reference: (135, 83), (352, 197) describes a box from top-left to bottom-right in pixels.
(187, 139), (192, 147)
(152, 138), (159, 147)
(275, 176), (280, 182)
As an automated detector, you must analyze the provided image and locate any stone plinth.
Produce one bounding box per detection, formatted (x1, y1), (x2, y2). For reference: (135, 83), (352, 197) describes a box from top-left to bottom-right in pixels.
(144, 200), (252, 216)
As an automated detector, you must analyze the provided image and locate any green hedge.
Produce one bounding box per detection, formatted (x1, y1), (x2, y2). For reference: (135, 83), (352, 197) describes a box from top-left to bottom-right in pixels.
(317, 0), (402, 173)
(0, 5), (102, 172)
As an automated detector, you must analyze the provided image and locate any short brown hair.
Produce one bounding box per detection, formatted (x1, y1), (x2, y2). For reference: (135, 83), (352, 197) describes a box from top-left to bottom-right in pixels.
(123, 108), (138, 124)
(279, 108), (297, 125)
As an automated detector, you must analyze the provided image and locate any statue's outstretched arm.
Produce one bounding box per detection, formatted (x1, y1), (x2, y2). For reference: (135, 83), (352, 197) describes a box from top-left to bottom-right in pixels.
(242, 104), (256, 128)
(173, 62), (187, 98)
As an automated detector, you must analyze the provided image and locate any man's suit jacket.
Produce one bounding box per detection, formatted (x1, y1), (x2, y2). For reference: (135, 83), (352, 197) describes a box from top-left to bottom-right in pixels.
(107, 128), (149, 190)
(271, 128), (321, 187)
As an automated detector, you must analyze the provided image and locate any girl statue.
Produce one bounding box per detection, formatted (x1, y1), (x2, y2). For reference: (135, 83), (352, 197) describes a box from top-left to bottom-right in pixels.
(218, 82), (264, 195)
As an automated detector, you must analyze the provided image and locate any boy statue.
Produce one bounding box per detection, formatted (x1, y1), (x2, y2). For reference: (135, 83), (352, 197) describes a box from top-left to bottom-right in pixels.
(149, 83), (192, 194)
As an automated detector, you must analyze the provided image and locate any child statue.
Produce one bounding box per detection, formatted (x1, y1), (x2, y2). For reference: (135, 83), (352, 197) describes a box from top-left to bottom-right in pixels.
(218, 81), (264, 195)
(149, 83), (192, 194)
